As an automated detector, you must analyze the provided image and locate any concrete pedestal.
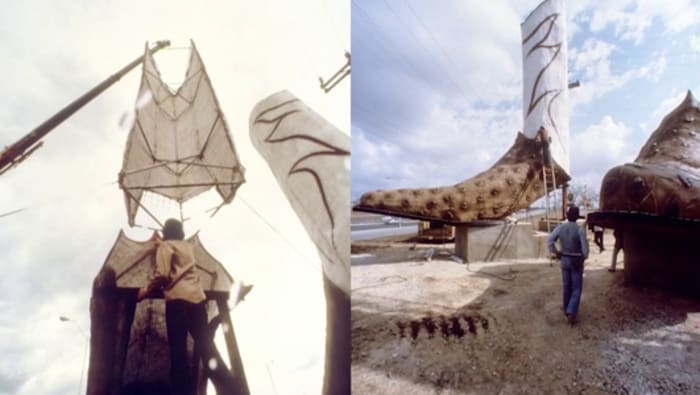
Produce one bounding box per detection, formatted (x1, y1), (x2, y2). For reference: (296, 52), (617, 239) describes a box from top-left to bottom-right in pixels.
(589, 211), (700, 298)
(623, 229), (700, 297)
(455, 221), (548, 262)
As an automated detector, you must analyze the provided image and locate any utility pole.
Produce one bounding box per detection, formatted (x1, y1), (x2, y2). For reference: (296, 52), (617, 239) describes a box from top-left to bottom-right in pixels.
(319, 51), (350, 93)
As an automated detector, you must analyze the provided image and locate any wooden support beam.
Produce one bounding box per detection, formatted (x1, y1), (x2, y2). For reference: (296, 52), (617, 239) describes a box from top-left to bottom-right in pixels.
(215, 297), (250, 395)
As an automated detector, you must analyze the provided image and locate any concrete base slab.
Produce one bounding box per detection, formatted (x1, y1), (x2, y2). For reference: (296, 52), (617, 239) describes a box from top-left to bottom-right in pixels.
(623, 230), (700, 297)
(588, 211), (700, 298)
(455, 222), (549, 262)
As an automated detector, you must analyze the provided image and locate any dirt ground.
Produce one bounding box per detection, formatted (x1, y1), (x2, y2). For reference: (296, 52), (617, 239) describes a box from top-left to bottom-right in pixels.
(351, 231), (700, 394)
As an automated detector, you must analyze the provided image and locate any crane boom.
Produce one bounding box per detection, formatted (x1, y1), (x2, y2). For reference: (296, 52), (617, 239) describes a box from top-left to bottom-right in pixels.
(0, 40), (170, 174)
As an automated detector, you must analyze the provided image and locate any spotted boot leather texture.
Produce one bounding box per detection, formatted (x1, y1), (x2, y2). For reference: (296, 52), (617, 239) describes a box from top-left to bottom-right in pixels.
(354, 132), (570, 224)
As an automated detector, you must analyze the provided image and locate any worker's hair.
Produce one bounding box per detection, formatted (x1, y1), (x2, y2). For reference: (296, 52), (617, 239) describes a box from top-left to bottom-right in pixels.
(566, 205), (580, 222)
(162, 218), (185, 241)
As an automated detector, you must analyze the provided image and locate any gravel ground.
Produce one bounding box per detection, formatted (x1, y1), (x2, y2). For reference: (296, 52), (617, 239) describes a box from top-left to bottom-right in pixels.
(351, 234), (700, 394)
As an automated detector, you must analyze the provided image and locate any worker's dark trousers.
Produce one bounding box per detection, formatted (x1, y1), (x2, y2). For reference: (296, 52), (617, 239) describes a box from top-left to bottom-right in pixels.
(560, 256), (584, 317)
(594, 232), (604, 251)
(166, 299), (235, 395)
(611, 240), (623, 270)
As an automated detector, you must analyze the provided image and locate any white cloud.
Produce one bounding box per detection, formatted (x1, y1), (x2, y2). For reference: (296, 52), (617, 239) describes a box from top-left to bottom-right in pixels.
(386, 0), (524, 106)
(590, 8), (651, 45)
(638, 86), (700, 137)
(690, 35), (700, 53)
(574, 115), (631, 159)
(570, 115), (636, 190)
(351, 94), (523, 199)
(637, 0), (700, 33)
(351, 128), (404, 178)
(570, 39), (617, 76)
(585, 0), (700, 44)
(636, 52), (667, 81)
(568, 39), (666, 108)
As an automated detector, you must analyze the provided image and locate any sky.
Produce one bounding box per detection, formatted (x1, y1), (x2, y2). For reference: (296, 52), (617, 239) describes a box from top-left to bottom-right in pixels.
(351, 0), (700, 207)
(0, 1), (349, 394)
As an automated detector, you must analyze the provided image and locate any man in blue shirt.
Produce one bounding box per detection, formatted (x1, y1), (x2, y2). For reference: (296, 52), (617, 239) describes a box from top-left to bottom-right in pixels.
(548, 205), (589, 325)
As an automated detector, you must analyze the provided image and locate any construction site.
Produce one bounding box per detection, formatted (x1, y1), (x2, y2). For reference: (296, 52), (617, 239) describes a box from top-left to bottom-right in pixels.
(351, 0), (700, 393)
(351, 229), (700, 394)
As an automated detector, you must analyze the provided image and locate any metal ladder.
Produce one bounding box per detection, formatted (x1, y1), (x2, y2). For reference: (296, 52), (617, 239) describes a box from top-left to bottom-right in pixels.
(541, 159), (558, 233)
(542, 163), (559, 267)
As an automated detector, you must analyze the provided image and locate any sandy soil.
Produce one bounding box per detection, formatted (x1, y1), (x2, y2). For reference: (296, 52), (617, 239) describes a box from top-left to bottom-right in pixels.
(351, 232), (700, 394)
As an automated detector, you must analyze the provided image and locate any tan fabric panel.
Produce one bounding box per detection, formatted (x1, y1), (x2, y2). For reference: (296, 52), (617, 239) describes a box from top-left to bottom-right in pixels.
(101, 230), (234, 293)
(120, 41), (245, 225)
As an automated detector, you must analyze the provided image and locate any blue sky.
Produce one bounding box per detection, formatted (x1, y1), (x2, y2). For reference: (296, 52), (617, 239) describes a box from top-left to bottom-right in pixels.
(351, 0), (700, 204)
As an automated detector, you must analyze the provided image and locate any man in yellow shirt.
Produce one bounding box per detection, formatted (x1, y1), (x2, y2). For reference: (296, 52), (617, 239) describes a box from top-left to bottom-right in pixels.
(137, 218), (235, 395)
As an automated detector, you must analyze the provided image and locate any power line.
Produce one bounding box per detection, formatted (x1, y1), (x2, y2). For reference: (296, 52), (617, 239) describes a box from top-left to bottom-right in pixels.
(351, 102), (406, 136)
(351, 0), (491, 159)
(351, 0), (448, 96)
(352, 100), (412, 132)
(0, 207), (27, 219)
(264, 361), (279, 395)
(379, 0), (473, 107)
(351, 104), (417, 153)
(405, 0), (473, 93)
(2, 176), (323, 276)
(351, 1), (415, 69)
(0, 180), (117, 220)
(351, 0), (449, 156)
(352, 98), (514, 155)
(237, 193), (322, 274)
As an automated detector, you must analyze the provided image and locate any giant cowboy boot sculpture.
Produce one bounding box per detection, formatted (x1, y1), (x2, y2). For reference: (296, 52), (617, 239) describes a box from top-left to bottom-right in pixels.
(354, 131), (570, 223)
(590, 90), (700, 296)
(249, 91), (350, 395)
(599, 91), (700, 219)
(355, 0), (572, 224)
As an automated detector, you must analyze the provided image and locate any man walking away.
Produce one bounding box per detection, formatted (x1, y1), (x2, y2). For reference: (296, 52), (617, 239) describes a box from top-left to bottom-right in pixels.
(609, 229), (624, 272)
(548, 206), (589, 325)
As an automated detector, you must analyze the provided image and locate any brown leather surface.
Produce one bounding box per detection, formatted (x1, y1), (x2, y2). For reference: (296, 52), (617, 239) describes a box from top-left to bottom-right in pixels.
(354, 132), (570, 224)
(600, 91), (700, 219)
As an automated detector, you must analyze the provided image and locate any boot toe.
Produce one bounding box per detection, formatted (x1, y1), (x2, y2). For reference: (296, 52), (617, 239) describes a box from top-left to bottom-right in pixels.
(600, 163), (700, 219)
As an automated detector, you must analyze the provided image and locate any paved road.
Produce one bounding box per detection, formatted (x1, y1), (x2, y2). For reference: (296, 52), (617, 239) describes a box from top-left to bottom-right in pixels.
(350, 208), (555, 242)
(351, 220), (419, 231)
(351, 222), (418, 241)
